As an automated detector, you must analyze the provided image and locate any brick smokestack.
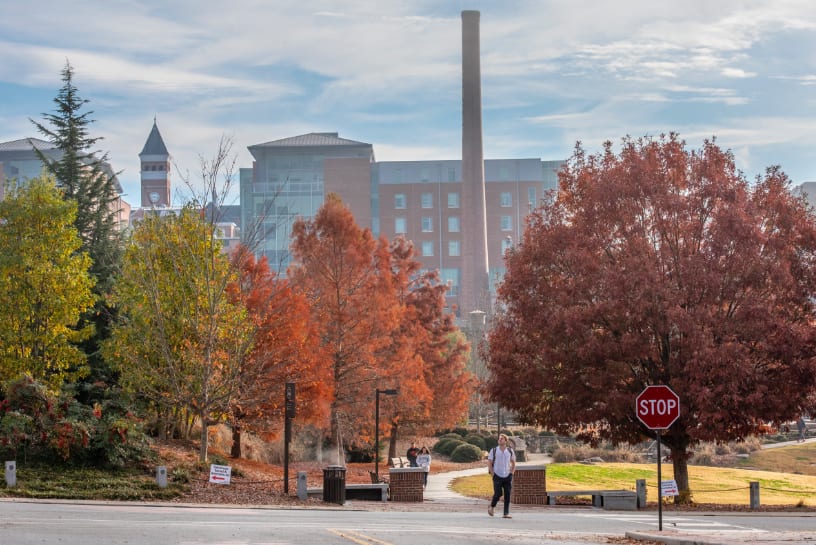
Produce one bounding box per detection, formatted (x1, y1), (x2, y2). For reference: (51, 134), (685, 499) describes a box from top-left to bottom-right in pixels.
(460, 10), (490, 315)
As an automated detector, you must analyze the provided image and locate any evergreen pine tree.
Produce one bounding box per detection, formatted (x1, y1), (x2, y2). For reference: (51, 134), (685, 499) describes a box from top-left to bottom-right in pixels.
(30, 60), (124, 390)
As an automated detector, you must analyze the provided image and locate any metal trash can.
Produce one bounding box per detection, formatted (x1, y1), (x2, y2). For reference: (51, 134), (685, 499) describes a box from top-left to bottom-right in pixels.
(322, 465), (346, 504)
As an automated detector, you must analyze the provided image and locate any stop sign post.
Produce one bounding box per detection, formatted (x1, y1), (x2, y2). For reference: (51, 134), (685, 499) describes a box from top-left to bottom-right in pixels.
(636, 385), (680, 430)
(635, 385), (680, 532)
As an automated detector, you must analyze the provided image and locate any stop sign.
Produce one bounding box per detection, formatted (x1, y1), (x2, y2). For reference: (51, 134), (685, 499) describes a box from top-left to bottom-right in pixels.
(636, 385), (680, 429)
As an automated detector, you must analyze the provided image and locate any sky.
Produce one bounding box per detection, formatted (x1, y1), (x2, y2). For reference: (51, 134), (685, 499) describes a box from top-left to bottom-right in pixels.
(2, 0), (816, 208)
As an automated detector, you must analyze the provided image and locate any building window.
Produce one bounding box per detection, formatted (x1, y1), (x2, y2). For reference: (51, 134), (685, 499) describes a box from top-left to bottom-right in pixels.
(448, 240), (460, 256)
(501, 236), (513, 253)
(422, 217), (433, 232)
(500, 192), (512, 207)
(421, 168), (431, 182)
(394, 193), (406, 209)
(395, 217), (407, 234)
(448, 192), (460, 208)
(422, 241), (434, 256)
(528, 187), (537, 209)
(448, 167), (456, 182)
(448, 216), (460, 232)
(421, 192), (433, 208)
(441, 268), (460, 296)
(501, 216), (512, 231)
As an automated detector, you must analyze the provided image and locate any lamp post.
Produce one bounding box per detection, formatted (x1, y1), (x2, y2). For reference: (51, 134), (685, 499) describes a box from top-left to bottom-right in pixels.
(375, 388), (398, 480)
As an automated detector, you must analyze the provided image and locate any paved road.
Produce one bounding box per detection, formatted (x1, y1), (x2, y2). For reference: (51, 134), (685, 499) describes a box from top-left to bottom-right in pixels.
(1, 499), (814, 545)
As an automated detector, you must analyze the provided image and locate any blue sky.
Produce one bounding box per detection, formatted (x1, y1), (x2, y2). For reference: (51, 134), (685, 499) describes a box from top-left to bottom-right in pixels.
(2, 1), (815, 208)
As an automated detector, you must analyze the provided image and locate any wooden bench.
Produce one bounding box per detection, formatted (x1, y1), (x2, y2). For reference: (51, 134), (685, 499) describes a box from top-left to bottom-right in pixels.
(546, 490), (637, 510)
(390, 456), (413, 468)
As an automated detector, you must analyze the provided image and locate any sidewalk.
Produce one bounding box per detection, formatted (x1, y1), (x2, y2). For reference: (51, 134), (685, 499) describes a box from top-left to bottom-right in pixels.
(626, 530), (816, 545)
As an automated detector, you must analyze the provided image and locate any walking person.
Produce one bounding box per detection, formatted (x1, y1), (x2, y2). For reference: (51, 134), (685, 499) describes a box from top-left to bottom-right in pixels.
(417, 446), (431, 487)
(797, 416), (808, 442)
(406, 441), (420, 467)
(487, 433), (516, 519)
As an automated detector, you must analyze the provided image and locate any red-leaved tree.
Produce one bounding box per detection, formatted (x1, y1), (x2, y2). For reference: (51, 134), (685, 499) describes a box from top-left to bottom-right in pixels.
(228, 246), (331, 458)
(487, 134), (816, 501)
(289, 194), (404, 462)
(385, 237), (474, 460)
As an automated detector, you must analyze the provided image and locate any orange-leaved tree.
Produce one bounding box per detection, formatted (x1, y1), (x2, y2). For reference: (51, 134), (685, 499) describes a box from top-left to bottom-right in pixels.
(487, 134), (816, 501)
(289, 194), (404, 462)
(384, 237), (474, 460)
(227, 246), (331, 458)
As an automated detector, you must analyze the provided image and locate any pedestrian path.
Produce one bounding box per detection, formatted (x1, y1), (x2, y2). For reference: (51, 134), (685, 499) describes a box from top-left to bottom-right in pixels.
(423, 453), (551, 504)
(423, 466), (484, 503)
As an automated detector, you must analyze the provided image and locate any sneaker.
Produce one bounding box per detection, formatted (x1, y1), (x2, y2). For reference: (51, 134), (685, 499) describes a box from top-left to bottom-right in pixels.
(488, 505), (494, 516)
(503, 514), (512, 519)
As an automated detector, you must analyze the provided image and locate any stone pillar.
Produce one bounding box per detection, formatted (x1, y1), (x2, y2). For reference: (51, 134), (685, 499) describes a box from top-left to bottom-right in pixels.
(297, 471), (308, 500)
(510, 465), (547, 504)
(636, 479), (647, 508)
(388, 467), (425, 502)
(4, 461), (16, 487)
(749, 481), (760, 509)
(155, 466), (167, 488)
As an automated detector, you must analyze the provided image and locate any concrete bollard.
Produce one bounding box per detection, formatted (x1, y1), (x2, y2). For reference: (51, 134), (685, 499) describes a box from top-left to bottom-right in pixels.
(297, 471), (308, 500)
(156, 466), (168, 488)
(4, 461), (16, 487)
(749, 481), (760, 509)
(636, 479), (646, 508)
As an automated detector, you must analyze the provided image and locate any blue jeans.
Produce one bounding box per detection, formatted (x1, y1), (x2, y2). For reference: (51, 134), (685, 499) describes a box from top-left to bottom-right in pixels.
(491, 473), (513, 515)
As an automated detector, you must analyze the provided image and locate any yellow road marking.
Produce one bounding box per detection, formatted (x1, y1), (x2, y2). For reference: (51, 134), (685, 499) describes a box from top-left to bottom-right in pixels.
(326, 528), (394, 545)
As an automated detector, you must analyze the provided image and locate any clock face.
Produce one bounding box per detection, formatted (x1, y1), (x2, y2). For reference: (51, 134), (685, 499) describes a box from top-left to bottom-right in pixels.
(149, 191), (161, 204)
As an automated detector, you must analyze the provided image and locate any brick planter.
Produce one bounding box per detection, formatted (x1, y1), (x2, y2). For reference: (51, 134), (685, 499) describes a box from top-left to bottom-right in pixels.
(510, 465), (547, 505)
(388, 467), (425, 502)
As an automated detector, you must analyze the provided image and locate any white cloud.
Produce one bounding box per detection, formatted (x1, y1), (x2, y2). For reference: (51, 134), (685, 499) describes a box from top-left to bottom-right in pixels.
(722, 67), (757, 78)
(2, 0), (816, 204)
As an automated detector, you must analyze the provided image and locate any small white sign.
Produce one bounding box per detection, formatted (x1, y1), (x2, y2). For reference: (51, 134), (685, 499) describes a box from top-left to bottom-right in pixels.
(209, 464), (232, 485)
(661, 479), (678, 496)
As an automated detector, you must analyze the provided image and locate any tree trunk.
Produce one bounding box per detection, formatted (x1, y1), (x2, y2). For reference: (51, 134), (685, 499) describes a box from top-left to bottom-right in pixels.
(388, 419), (399, 462)
(671, 446), (691, 504)
(230, 423), (242, 459)
(199, 410), (209, 463)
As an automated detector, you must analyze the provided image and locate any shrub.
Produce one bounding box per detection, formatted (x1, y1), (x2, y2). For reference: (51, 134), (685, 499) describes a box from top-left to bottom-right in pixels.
(171, 466), (191, 484)
(437, 439), (465, 456)
(432, 438), (455, 454)
(450, 443), (483, 462)
(464, 434), (486, 450)
(440, 432), (463, 440)
(483, 435), (498, 451)
(452, 427), (469, 437)
(0, 376), (153, 468)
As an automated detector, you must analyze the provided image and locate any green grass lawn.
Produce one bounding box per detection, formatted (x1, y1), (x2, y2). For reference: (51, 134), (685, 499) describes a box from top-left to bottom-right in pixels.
(451, 442), (816, 507)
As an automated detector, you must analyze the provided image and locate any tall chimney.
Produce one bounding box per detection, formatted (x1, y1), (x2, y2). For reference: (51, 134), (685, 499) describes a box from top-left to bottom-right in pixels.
(460, 10), (490, 315)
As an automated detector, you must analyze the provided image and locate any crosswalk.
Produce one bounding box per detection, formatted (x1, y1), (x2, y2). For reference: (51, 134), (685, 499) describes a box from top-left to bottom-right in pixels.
(582, 513), (765, 533)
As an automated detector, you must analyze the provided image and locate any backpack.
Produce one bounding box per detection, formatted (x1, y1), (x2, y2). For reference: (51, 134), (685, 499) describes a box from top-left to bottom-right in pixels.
(489, 446), (514, 460)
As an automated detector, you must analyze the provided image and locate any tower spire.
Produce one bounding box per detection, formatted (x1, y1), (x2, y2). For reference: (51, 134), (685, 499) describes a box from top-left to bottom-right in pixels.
(139, 120), (171, 207)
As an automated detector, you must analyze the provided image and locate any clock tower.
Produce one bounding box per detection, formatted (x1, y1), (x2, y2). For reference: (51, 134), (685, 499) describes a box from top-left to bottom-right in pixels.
(139, 118), (171, 207)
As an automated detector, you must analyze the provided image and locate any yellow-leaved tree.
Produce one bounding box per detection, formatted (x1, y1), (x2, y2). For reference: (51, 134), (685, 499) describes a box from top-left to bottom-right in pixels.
(105, 205), (253, 462)
(0, 174), (96, 390)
